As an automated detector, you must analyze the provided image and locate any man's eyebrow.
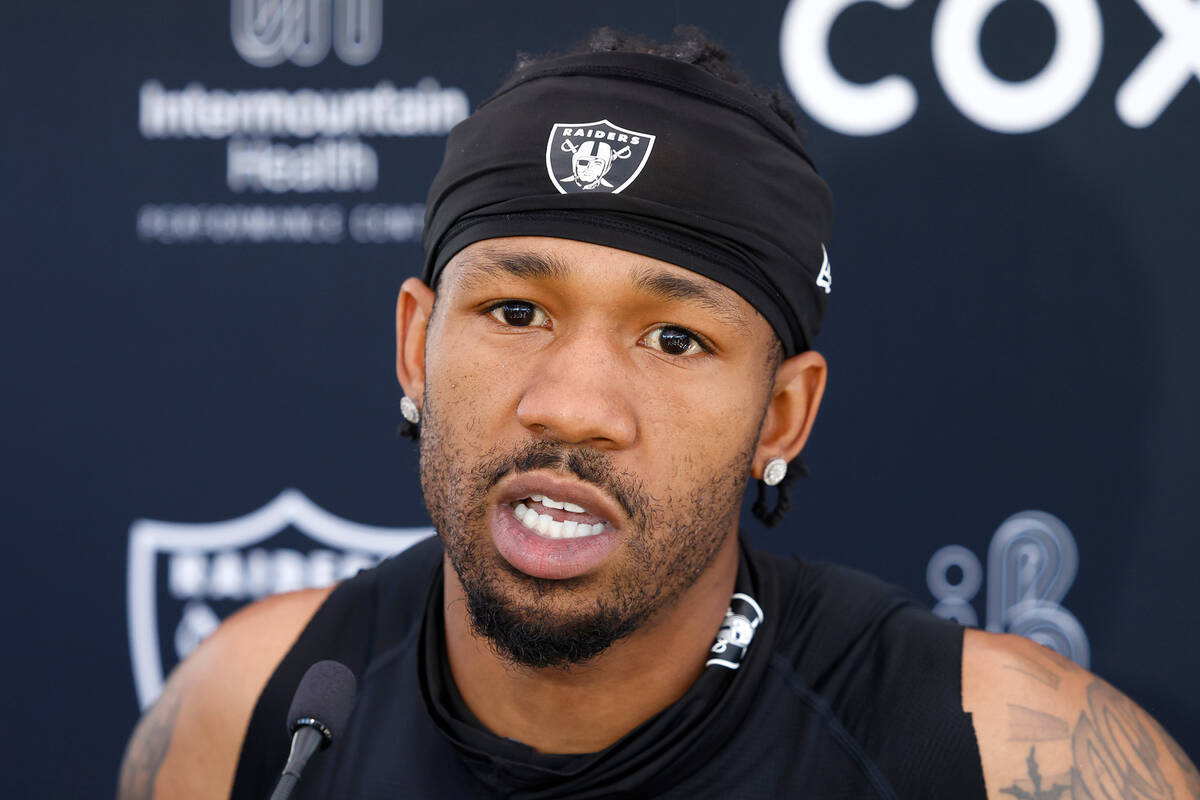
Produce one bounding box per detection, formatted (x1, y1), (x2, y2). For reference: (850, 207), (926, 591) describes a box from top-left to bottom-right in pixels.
(452, 250), (570, 289)
(632, 267), (747, 327)
(451, 252), (748, 327)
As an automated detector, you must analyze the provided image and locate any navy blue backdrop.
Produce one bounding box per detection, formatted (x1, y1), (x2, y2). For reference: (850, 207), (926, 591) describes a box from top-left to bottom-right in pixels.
(4, 0), (1198, 795)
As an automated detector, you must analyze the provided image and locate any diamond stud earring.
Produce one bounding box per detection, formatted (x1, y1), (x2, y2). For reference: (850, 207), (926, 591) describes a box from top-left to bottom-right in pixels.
(400, 396), (421, 425)
(763, 457), (788, 487)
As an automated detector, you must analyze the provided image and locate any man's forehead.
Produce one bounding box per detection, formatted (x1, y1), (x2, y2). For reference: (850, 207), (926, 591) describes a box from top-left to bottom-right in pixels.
(421, 51), (834, 354)
(442, 237), (754, 328)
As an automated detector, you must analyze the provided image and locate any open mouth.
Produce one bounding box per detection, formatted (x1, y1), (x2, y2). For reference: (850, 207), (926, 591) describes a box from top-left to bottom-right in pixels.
(492, 477), (624, 579)
(509, 493), (609, 540)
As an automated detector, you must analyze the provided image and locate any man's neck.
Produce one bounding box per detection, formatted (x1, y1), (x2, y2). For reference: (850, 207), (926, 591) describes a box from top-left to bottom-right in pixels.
(442, 533), (740, 754)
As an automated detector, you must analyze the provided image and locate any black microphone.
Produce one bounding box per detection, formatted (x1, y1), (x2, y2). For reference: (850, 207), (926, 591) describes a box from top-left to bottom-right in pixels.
(268, 660), (357, 800)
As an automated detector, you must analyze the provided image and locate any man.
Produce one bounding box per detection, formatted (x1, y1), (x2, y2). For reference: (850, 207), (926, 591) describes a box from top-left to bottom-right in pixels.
(119, 28), (1198, 799)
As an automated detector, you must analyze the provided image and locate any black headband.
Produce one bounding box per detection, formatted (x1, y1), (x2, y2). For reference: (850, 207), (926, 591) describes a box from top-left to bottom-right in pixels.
(422, 51), (834, 354)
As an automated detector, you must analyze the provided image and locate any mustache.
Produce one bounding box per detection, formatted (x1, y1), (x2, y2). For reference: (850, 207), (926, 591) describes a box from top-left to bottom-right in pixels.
(481, 440), (650, 529)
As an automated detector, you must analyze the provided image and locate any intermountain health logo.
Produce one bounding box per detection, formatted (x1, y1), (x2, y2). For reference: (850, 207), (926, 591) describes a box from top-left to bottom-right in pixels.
(231, 0), (383, 67)
(545, 120), (656, 194)
(126, 489), (432, 708)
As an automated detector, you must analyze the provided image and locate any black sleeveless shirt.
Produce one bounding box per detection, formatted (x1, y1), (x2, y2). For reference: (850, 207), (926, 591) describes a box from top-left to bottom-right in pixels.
(231, 537), (986, 798)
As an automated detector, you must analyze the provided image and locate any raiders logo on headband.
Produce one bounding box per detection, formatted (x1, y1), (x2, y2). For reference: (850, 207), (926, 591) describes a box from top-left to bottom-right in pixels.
(545, 119), (656, 194)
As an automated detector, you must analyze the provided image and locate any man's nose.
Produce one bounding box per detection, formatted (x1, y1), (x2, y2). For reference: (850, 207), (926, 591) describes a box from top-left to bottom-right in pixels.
(515, 332), (638, 449)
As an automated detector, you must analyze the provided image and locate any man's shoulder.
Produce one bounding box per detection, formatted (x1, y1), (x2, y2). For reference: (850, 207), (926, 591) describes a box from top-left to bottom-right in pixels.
(748, 547), (960, 670)
(289, 533), (443, 652)
(749, 546), (922, 615)
(116, 535), (444, 799)
(161, 531), (442, 712)
(750, 547), (969, 726)
(118, 586), (334, 799)
(963, 629), (1200, 798)
(745, 548), (985, 796)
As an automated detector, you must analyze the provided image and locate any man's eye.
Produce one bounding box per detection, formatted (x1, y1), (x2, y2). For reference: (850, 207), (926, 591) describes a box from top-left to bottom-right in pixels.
(487, 301), (548, 328)
(644, 326), (706, 357)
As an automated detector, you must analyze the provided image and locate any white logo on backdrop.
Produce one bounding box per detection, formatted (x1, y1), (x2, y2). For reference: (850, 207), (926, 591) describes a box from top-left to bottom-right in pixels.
(232, 0), (383, 68)
(1117, 0), (1200, 128)
(927, 510), (1090, 667)
(134, 2), (465, 245)
(135, 72), (466, 244)
(780, 0), (1197, 134)
(136, 77), (468, 213)
(127, 489), (433, 708)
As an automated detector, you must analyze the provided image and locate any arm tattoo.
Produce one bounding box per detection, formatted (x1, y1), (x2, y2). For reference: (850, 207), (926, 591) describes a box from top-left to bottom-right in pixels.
(1001, 746), (1070, 799)
(117, 688), (182, 800)
(1009, 704), (1070, 742)
(1150, 717), (1200, 800)
(996, 658), (1198, 800)
(1035, 646), (1084, 675)
(1071, 681), (1174, 799)
(1004, 656), (1061, 691)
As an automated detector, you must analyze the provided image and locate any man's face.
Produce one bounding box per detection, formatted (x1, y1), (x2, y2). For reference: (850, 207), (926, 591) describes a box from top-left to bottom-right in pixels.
(416, 236), (781, 668)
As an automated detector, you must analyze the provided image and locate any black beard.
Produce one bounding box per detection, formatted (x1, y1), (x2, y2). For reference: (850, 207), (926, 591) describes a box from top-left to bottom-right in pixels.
(418, 396), (751, 669)
(459, 560), (648, 669)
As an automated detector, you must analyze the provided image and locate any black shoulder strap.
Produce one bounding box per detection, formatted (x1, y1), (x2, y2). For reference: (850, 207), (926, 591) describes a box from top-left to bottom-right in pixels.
(764, 554), (986, 798)
(229, 535), (443, 799)
(228, 566), (379, 800)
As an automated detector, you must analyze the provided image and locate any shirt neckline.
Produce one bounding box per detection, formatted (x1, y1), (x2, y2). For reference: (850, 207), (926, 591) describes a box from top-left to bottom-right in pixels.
(416, 536), (775, 798)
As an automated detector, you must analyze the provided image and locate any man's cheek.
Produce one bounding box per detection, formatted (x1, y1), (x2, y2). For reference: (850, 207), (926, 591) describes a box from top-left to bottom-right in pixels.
(433, 359), (505, 417)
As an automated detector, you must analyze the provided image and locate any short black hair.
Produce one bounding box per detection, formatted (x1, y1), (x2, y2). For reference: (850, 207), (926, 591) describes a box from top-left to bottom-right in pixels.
(510, 25), (805, 139)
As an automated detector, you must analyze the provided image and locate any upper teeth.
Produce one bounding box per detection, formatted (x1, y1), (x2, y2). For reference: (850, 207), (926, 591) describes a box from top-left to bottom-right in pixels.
(514, 502), (604, 539)
(530, 494), (587, 514)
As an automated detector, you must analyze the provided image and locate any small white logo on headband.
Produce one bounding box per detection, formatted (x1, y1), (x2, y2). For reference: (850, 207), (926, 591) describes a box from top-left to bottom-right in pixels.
(545, 119), (656, 194)
(816, 244), (832, 295)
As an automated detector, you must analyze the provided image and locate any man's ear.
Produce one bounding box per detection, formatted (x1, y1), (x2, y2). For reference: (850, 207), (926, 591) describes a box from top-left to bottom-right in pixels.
(396, 277), (436, 405)
(753, 350), (827, 478)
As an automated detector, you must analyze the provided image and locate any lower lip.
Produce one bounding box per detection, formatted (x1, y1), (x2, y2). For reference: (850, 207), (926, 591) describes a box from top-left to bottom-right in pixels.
(490, 504), (621, 580)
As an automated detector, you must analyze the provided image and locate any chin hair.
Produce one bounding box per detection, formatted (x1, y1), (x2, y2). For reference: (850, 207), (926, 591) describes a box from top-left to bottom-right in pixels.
(462, 578), (646, 669)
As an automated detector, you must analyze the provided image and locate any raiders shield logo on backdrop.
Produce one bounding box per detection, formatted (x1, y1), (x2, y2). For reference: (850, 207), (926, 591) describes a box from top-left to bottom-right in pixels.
(545, 119), (656, 194)
(126, 489), (433, 708)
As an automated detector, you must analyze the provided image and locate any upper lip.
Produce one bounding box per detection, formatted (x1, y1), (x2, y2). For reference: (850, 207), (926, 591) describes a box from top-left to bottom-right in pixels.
(495, 471), (625, 529)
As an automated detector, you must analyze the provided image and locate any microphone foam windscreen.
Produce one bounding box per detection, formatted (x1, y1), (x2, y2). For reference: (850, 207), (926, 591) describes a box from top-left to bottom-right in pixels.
(286, 660), (358, 741)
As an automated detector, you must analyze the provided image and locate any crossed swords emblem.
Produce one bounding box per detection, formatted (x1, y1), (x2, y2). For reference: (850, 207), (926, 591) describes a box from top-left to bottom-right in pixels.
(559, 138), (632, 190)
